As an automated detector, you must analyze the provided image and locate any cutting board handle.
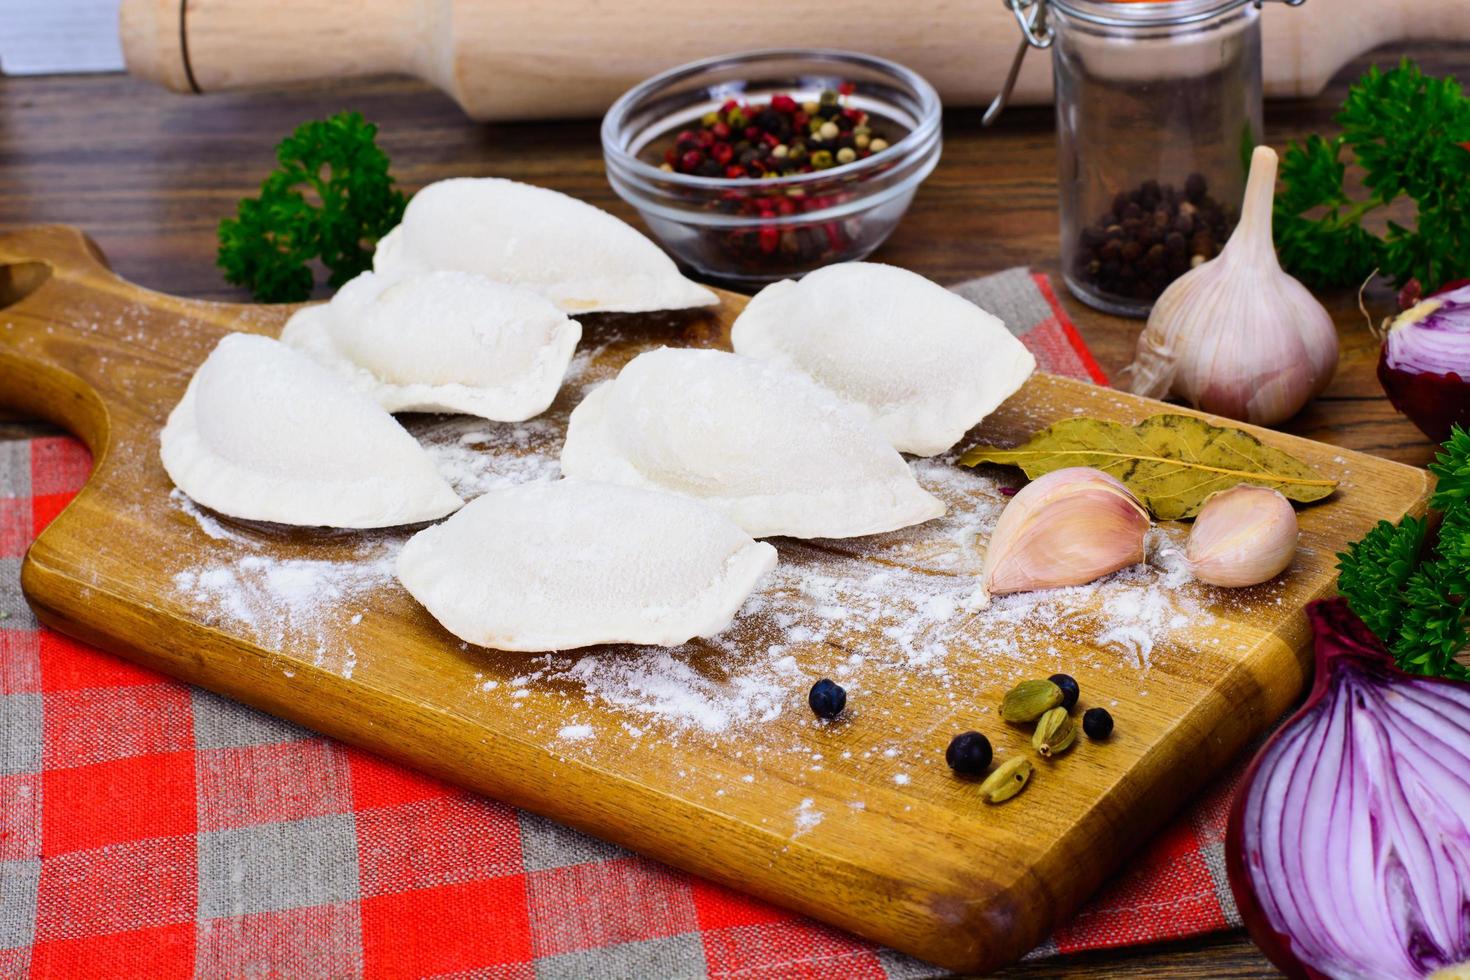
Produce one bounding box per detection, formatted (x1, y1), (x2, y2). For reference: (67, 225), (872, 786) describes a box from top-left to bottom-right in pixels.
(0, 229), (124, 453)
(118, 0), (1470, 121)
(0, 225), (288, 461)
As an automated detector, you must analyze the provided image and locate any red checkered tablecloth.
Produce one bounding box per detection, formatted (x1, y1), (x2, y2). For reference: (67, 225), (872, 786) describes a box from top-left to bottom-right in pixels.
(0, 271), (1252, 978)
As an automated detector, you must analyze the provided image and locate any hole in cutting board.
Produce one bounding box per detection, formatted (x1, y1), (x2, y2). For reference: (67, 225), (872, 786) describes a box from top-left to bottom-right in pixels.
(0, 262), (51, 309)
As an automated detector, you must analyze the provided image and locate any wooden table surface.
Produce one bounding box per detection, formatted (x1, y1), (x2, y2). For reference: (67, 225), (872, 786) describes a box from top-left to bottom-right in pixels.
(1, 39), (1461, 978)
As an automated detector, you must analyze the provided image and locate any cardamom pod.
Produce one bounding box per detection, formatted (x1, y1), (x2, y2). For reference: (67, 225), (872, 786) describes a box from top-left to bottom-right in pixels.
(1000, 679), (1063, 723)
(979, 756), (1033, 804)
(1032, 707), (1077, 757)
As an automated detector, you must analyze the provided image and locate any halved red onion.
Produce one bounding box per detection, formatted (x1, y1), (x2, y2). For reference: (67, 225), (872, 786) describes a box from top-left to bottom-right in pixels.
(1380, 281), (1470, 442)
(1227, 598), (1470, 979)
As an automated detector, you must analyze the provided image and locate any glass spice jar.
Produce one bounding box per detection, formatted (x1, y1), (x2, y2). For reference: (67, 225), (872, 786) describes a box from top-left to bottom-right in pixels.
(995, 0), (1301, 317)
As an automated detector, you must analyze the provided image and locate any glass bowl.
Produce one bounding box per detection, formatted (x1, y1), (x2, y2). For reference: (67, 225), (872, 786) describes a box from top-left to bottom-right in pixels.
(602, 49), (942, 290)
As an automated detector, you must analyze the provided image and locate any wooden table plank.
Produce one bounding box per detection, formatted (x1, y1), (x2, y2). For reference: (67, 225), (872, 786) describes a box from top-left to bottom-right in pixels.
(1, 39), (1463, 975)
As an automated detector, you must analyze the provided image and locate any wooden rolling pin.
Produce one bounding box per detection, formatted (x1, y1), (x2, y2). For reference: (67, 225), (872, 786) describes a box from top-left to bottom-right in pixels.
(120, 0), (1470, 122)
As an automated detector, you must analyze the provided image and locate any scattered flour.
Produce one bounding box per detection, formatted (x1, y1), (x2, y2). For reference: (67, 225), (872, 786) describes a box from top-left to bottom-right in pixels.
(416, 416), (562, 498)
(982, 528), (1201, 671)
(164, 327), (1213, 745)
(561, 649), (787, 733)
(792, 798), (824, 837)
(169, 516), (402, 668)
(163, 333), (625, 661)
(433, 459), (1209, 737)
(171, 488), (258, 546)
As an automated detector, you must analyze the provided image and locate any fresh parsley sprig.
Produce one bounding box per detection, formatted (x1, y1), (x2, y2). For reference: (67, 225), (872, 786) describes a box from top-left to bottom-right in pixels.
(1337, 426), (1470, 680)
(218, 112), (407, 303)
(1275, 59), (1470, 294)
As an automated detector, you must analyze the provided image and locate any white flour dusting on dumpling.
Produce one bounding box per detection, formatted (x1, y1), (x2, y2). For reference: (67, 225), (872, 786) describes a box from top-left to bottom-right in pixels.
(559, 347), (945, 539)
(159, 333), (462, 529)
(373, 177), (717, 314)
(396, 480), (777, 651)
(731, 262), (1036, 456)
(281, 270), (581, 422)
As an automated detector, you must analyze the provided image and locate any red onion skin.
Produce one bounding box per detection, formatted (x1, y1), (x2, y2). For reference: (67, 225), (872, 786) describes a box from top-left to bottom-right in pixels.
(1225, 598), (1470, 980)
(1380, 279), (1470, 443)
(1378, 353), (1470, 443)
(1398, 279), (1470, 312)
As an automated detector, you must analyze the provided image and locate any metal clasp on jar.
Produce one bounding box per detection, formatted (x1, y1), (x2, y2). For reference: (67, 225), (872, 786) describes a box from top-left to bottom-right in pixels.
(982, 0), (1307, 127)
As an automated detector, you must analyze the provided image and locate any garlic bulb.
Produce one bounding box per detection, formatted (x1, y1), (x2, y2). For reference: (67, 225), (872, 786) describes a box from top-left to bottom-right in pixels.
(975, 467), (1150, 607)
(1124, 146), (1339, 426)
(1186, 484), (1298, 587)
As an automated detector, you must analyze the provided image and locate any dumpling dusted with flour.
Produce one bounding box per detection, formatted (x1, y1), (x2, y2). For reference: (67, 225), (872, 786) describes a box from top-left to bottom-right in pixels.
(731, 262), (1036, 456)
(560, 347), (945, 539)
(373, 177), (718, 314)
(281, 270), (581, 421)
(160, 334), (462, 528)
(397, 480), (777, 651)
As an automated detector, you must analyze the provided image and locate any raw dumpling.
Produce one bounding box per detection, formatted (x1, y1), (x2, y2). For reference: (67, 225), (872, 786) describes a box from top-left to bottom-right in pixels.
(397, 480), (777, 651)
(373, 177), (718, 314)
(160, 333), (462, 528)
(731, 262), (1037, 456)
(560, 347), (945, 539)
(280, 270), (581, 421)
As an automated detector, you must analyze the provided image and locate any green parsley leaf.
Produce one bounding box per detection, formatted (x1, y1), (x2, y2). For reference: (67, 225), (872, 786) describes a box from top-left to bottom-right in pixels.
(1337, 516), (1428, 645)
(217, 111), (406, 303)
(1394, 559), (1470, 681)
(1430, 425), (1470, 511)
(1274, 59), (1470, 293)
(1338, 424), (1470, 679)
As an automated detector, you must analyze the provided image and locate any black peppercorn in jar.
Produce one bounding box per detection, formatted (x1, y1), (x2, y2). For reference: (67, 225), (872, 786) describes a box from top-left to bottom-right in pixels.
(1055, 0), (1273, 315)
(999, 0), (1293, 316)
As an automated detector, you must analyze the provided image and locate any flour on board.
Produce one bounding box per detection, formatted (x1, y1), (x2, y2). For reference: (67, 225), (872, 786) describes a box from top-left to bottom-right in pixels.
(164, 328), (1210, 740)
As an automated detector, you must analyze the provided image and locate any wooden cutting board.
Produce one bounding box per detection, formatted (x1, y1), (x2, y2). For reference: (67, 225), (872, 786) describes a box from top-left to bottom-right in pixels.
(1, 225), (1431, 974)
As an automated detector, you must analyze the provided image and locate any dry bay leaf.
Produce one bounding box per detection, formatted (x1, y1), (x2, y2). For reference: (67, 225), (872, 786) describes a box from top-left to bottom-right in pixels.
(959, 413), (1337, 520)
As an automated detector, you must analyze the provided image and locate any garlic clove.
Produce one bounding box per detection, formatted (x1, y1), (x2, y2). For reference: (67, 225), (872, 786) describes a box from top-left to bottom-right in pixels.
(978, 466), (1150, 605)
(1123, 146), (1339, 427)
(1186, 484), (1298, 587)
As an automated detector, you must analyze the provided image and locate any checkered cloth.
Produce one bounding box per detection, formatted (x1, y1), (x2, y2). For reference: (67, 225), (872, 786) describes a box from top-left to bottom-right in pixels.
(0, 270), (1250, 978)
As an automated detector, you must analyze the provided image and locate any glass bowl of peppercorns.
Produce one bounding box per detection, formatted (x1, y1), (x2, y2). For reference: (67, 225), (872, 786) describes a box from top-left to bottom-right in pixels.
(602, 49), (941, 289)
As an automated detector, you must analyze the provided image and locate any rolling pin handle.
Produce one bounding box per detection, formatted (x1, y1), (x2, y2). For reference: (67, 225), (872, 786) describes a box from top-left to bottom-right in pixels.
(119, 0), (199, 94)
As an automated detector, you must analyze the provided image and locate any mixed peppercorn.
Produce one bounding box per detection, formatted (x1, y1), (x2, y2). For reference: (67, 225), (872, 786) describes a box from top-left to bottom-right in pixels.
(1077, 174), (1233, 304)
(647, 87), (901, 273)
(659, 86), (891, 180)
